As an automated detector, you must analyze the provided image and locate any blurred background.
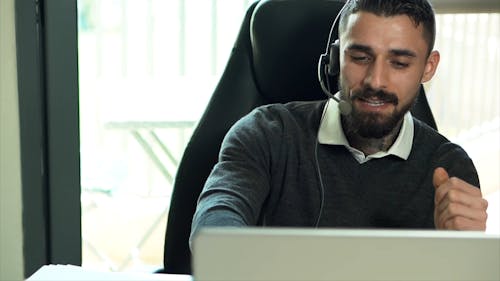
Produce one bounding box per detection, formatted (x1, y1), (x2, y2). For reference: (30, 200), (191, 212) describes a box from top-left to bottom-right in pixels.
(76, 0), (499, 272)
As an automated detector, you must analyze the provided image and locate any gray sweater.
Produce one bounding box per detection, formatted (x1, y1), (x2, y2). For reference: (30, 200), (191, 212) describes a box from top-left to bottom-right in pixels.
(190, 100), (479, 238)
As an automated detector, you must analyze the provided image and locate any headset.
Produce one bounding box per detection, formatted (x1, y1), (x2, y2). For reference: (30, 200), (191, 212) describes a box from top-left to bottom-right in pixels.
(317, 0), (353, 116)
(314, 0), (353, 227)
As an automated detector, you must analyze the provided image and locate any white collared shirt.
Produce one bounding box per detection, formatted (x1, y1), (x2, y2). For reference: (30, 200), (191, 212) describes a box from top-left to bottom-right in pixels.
(317, 98), (414, 164)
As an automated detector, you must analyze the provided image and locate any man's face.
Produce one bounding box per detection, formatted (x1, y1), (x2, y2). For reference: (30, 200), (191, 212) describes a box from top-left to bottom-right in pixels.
(338, 12), (439, 138)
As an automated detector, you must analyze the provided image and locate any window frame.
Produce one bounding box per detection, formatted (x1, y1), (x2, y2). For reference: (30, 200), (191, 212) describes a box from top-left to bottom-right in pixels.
(16, 0), (81, 277)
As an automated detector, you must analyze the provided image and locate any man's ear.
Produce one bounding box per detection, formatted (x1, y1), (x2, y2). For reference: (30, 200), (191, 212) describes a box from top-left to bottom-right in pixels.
(421, 50), (440, 83)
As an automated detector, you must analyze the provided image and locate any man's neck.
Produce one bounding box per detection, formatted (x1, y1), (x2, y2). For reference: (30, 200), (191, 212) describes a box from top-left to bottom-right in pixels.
(343, 120), (403, 155)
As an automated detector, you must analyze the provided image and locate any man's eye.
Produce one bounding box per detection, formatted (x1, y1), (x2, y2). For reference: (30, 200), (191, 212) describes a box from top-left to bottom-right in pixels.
(392, 61), (409, 68)
(351, 55), (370, 63)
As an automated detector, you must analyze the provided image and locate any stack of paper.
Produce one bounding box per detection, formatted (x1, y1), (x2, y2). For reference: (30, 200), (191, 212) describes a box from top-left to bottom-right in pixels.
(27, 265), (192, 281)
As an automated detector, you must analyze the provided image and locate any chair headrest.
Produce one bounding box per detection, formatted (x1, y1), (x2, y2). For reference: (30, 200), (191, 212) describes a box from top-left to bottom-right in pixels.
(250, 0), (345, 103)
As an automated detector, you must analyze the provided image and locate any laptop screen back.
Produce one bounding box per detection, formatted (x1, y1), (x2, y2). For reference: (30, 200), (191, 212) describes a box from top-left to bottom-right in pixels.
(192, 228), (500, 281)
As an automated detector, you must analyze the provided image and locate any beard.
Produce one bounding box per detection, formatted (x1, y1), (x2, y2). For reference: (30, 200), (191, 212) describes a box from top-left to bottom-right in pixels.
(339, 81), (415, 139)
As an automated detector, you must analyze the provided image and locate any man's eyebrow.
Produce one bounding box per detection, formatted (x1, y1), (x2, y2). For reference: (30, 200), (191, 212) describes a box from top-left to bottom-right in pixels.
(346, 44), (417, 58)
(390, 49), (417, 58)
(346, 43), (373, 54)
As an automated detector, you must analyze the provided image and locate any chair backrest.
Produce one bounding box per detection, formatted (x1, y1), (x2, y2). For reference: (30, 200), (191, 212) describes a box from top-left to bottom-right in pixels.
(162, 0), (437, 274)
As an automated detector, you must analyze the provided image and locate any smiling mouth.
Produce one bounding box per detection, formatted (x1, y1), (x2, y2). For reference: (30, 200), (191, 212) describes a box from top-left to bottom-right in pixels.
(359, 98), (390, 107)
(350, 89), (399, 109)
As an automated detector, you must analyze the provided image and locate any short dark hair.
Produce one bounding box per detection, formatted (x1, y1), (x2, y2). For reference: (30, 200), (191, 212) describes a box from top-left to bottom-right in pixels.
(338, 0), (436, 55)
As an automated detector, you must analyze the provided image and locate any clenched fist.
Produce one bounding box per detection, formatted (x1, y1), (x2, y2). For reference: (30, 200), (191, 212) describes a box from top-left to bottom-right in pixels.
(433, 167), (488, 230)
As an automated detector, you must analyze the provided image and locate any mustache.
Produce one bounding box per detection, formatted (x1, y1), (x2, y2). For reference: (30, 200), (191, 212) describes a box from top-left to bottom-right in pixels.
(350, 88), (399, 105)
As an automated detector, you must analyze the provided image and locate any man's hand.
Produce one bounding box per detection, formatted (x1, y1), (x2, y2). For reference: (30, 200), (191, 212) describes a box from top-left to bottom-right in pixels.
(433, 167), (488, 230)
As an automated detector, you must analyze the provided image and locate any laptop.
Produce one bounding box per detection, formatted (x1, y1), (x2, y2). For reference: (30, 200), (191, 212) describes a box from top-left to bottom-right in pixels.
(192, 227), (500, 281)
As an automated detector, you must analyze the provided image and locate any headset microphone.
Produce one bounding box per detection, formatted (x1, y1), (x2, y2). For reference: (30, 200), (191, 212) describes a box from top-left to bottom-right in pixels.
(317, 51), (352, 115)
(317, 0), (352, 116)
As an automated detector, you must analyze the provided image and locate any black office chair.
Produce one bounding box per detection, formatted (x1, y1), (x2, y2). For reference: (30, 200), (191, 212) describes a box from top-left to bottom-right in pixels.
(161, 0), (437, 274)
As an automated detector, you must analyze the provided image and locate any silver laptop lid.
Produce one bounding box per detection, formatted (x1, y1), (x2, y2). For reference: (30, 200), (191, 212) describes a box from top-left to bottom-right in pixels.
(192, 228), (500, 281)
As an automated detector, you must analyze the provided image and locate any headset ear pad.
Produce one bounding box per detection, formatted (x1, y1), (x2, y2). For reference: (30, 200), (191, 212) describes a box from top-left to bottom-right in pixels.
(327, 39), (340, 77)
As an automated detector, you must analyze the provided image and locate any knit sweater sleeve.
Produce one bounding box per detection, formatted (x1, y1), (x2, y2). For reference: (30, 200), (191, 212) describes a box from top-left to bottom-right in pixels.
(413, 119), (480, 189)
(432, 142), (480, 188)
(190, 105), (285, 238)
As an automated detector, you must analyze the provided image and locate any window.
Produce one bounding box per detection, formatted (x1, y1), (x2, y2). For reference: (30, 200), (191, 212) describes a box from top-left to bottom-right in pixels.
(78, 0), (254, 271)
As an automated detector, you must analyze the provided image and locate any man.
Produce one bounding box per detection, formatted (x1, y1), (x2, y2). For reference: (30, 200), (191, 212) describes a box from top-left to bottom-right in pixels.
(190, 0), (488, 241)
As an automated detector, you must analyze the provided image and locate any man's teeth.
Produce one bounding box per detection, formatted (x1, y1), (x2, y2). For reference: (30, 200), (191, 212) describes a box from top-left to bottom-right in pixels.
(363, 99), (385, 106)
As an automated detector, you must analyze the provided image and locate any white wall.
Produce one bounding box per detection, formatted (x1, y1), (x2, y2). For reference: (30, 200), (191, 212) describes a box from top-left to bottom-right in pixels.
(0, 0), (25, 280)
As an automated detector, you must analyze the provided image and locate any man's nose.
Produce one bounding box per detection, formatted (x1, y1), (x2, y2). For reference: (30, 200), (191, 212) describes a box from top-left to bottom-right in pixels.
(363, 60), (388, 90)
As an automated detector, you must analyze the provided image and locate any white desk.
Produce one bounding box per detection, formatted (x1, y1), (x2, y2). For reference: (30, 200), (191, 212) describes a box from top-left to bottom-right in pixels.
(27, 265), (192, 281)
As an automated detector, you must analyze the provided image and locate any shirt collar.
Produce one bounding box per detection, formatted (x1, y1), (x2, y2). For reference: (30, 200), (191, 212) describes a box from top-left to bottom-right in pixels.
(318, 97), (414, 163)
